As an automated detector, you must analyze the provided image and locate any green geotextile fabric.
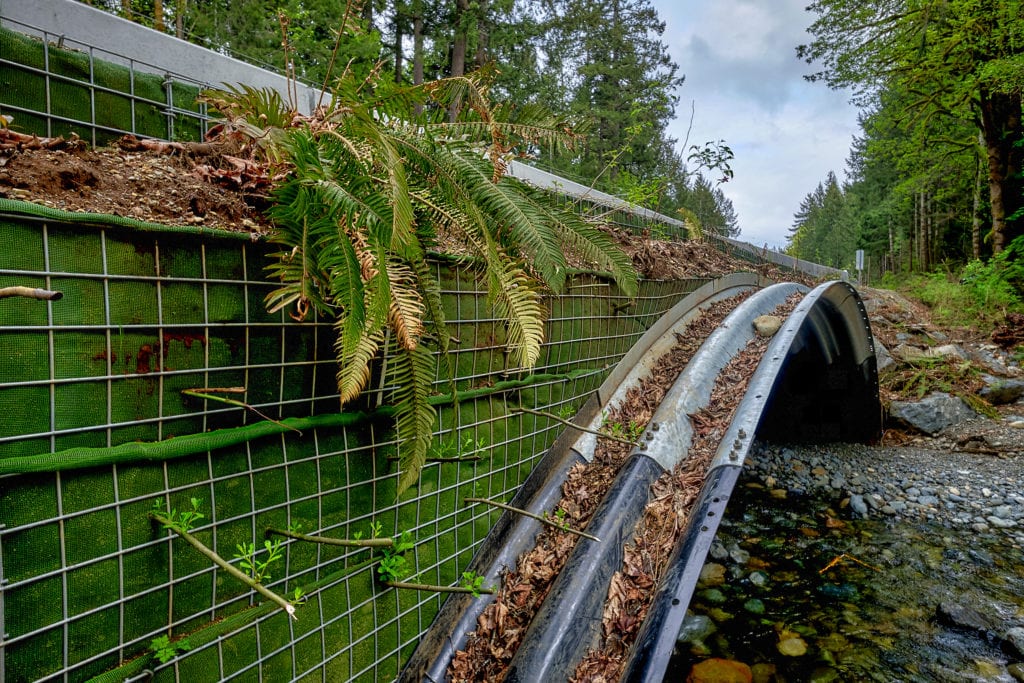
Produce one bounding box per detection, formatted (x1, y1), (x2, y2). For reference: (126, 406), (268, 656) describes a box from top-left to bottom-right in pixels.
(0, 369), (599, 475)
(0, 198), (256, 240)
(84, 554), (381, 683)
(0, 412), (380, 475)
(0, 200), (637, 287)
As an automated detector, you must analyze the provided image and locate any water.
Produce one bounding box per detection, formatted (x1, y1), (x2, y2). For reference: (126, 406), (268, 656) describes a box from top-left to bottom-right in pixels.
(667, 479), (1024, 682)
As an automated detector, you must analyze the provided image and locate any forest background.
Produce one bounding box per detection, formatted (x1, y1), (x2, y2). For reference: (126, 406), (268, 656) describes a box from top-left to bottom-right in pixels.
(78, 0), (1023, 293)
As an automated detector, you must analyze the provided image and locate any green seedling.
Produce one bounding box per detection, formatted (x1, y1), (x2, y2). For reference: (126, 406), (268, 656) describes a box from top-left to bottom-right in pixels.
(459, 571), (492, 598)
(149, 634), (191, 664)
(234, 538), (285, 584)
(461, 435), (486, 453)
(603, 420), (643, 442)
(543, 507), (571, 531)
(152, 497), (205, 533)
(289, 587), (307, 606)
(376, 530), (415, 583)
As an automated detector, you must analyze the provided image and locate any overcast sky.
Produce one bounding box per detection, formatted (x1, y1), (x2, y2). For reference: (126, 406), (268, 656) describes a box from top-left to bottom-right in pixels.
(651, 1), (861, 250)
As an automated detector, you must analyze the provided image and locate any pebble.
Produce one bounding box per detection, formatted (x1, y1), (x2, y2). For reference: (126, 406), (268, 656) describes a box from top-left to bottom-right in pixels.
(747, 439), (1024, 546)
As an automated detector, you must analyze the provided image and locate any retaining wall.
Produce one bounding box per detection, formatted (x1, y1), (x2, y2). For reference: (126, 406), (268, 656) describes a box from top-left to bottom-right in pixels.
(0, 204), (706, 682)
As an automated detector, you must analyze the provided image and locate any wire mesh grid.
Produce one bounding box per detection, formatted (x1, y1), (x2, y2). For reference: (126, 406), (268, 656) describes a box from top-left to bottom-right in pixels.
(0, 16), (211, 145)
(0, 216), (708, 682)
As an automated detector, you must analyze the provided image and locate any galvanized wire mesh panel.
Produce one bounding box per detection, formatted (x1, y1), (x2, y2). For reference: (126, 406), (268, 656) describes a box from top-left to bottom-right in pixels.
(0, 215), (707, 682)
(0, 19), (209, 145)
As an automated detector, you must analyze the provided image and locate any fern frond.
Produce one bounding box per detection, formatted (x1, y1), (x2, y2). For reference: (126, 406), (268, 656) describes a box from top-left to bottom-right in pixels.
(481, 238), (546, 369)
(434, 146), (568, 289)
(522, 186), (638, 297)
(335, 322), (385, 406)
(388, 343), (438, 495)
(385, 259), (425, 351)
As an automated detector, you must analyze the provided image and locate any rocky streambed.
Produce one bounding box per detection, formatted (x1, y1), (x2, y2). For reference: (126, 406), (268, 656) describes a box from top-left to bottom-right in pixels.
(671, 425), (1024, 683)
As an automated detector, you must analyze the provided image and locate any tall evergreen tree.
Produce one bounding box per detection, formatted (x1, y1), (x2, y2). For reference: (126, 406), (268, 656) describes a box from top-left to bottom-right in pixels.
(798, 0), (1024, 253)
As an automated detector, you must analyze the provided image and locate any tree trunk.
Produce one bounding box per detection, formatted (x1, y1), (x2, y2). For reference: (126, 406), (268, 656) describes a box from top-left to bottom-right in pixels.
(451, 0), (470, 78)
(475, 0), (490, 69)
(412, 0), (424, 115)
(978, 87), (1024, 253)
(153, 0), (164, 32)
(175, 0), (184, 38)
(413, 1), (424, 85)
(394, 1), (405, 83)
(973, 135), (983, 259)
(449, 0), (471, 121)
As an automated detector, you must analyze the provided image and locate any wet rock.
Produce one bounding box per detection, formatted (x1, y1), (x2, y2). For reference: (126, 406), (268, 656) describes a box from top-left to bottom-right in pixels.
(1008, 662), (1024, 682)
(889, 392), (978, 435)
(809, 667), (840, 683)
(1004, 626), (1024, 658)
(980, 376), (1024, 405)
(753, 315), (782, 337)
(818, 583), (860, 601)
(677, 612), (717, 646)
(935, 601), (997, 637)
(699, 563), (727, 587)
(701, 588), (727, 604)
(748, 570), (769, 588)
(687, 658), (753, 683)
(728, 545), (751, 565)
(777, 635), (808, 656)
(743, 598), (765, 615)
(750, 663), (776, 683)
(849, 494), (869, 517)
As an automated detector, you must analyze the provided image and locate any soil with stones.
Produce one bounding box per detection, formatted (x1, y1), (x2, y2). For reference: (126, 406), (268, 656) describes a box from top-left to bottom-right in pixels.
(0, 129), (805, 282)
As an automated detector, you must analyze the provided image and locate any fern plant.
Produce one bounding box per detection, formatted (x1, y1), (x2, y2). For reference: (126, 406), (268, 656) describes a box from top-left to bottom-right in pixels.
(204, 59), (636, 496)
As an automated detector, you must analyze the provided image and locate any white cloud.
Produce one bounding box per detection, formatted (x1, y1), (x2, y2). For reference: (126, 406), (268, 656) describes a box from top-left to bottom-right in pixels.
(653, 0), (859, 249)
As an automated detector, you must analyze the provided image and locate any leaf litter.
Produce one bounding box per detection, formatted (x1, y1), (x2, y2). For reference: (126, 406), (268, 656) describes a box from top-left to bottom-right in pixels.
(448, 292), (760, 683)
(570, 293), (802, 682)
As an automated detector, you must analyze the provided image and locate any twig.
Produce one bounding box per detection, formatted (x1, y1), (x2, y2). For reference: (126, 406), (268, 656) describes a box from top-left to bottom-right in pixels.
(382, 580), (495, 595)
(150, 512), (297, 620)
(182, 388), (301, 434)
(464, 496), (600, 542)
(266, 527), (393, 548)
(386, 455), (483, 463)
(512, 406), (636, 446)
(317, 0), (356, 108)
(0, 286), (63, 301)
(819, 552), (882, 574)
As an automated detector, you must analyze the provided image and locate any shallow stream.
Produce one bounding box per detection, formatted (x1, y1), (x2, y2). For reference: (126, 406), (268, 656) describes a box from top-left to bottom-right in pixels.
(667, 476), (1024, 682)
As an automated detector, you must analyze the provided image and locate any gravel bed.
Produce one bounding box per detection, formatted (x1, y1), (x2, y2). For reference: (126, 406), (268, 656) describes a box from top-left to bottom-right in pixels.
(746, 417), (1024, 549)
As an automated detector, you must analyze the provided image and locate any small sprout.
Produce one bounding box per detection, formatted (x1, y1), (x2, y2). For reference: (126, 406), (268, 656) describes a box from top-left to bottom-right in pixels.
(234, 538), (285, 584)
(153, 497), (205, 533)
(376, 530), (415, 583)
(149, 634), (191, 664)
(289, 587), (307, 606)
(459, 571), (492, 598)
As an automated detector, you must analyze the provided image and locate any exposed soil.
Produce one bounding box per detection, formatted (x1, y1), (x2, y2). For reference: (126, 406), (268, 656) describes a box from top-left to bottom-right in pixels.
(0, 129), (807, 282)
(0, 131), (269, 233)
